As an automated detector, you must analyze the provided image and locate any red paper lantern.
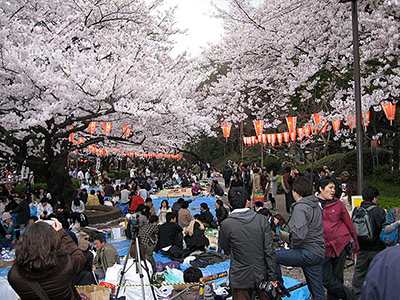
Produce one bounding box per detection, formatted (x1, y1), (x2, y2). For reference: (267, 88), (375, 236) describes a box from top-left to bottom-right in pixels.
(303, 125), (312, 138)
(253, 120), (264, 137)
(88, 122), (97, 134)
(221, 122), (232, 139)
(103, 122), (112, 135)
(271, 134), (277, 147)
(251, 136), (257, 145)
(321, 122), (327, 134)
(267, 134), (272, 145)
(283, 132), (290, 144)
(277, 133), (283, 146)
(381, 101), (396, 125)
(313, 113), (321, 126)
(286, 117), (297, 133)
(123, 124), (132, 137)
(362, 111), (370, 130)
(331, 120), (341, 132)
(260, 134), (267, 145)
(69, 125), (75, 143)
(347, 117), (356, 133)
(290, 131), (297, 142)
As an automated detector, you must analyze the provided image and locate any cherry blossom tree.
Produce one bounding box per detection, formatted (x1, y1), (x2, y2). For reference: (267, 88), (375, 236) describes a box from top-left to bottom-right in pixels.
(199, 0), (400, 161)
(0, 0), (212, 202)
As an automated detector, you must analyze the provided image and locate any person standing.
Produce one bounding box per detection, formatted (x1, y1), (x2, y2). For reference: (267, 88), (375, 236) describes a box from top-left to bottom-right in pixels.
(138, 215), (159, 272)
(268, 170), (279, 211)
(275, 176), (326, 300)
(281, 167), (294, 213)
(219, 187), (277, 299)
(317, 177), (359, 300)
(10, 194), (30, 229)
(351, 186), (386, 298)
(223, 165), (232, 188)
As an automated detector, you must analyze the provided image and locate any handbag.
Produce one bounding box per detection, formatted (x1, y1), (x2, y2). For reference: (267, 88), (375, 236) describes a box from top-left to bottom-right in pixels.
(380, 207), (399, 246)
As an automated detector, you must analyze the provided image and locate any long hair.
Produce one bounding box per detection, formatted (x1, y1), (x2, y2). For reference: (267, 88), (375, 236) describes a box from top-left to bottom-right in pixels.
(274, 214), (288, 227)
(15, 222), (64, 273)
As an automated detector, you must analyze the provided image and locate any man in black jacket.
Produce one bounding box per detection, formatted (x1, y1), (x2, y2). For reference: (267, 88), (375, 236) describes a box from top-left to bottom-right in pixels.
(351, 186), (386, 298)
(10, 194), (30, 229)
(154, 212), (183, 255)
(219, 187), (277, 299)
(210, 180), (224, 197)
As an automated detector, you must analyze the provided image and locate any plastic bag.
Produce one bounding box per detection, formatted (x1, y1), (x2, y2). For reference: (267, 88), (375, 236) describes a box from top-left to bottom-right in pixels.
(104, 263), (123, 285)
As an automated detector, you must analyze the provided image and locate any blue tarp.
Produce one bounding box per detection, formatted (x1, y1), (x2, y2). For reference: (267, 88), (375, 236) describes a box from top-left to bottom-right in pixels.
(152, 196), (218, 218)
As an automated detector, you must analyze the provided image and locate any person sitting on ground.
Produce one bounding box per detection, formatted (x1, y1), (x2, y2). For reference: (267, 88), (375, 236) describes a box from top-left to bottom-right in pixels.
(210, 180), (224, 197)
(93, 233), (120, 279)
(135, 204), (149, 228)
(200, 203), (214, 228)
(158, 199), (172, 224)
(171, 267), (203, 300)
(129, 190), (145, 212)
(184, 214), (210, 251)
(178, 200), (192, 228)
(71, 197), (85, 224)
(87, 189), (99, 206)
(8, 219), (86, 299)
(191, 182), (204, 196)
(273, 214), (290, 242)
(96, 190), (104, 205)
(0, 212), (16, 249)
(254, 201), (264, 212)
(36, 197), (53, 220)
(145, 198), (156, 216)
(215, 199), (229, 226)
(154, 212), (183, 256)
(73, 238), (96, 286)
(119, 243), (155, 300)
(138, 215), (159, 272)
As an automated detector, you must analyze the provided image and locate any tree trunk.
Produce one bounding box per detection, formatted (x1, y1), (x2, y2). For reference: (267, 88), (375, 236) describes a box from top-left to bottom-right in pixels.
(393, 133), (399, 170)
(30, 155), (76, 206)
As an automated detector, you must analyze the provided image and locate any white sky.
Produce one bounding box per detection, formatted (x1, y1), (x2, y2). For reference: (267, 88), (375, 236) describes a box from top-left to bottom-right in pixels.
(162, 0), (229, 57)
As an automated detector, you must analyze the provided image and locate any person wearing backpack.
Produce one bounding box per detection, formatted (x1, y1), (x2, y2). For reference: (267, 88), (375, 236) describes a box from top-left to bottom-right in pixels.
(380, 207), (400, 246)
(351, 186), (386, 298)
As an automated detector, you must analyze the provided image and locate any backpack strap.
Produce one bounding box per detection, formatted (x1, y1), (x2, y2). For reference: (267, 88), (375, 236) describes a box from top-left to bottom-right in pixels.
(26, 281), (51, 300)
(366, 205), (376, 212)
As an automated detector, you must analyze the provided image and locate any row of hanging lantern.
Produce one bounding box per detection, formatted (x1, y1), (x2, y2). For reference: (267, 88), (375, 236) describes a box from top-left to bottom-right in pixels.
(222, 100), (396, 147)
(125, 152), (182, 160)
(69, 122), (132, 145)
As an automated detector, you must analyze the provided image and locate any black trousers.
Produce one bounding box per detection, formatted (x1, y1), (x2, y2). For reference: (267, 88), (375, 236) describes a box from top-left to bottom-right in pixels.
(352, 250), (381, 297)
(323, 248), (354, 300)
(284, 192), (294, 213)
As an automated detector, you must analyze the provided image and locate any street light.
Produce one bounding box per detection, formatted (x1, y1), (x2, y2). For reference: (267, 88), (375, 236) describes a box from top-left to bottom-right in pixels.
(340, 0), (363, 194)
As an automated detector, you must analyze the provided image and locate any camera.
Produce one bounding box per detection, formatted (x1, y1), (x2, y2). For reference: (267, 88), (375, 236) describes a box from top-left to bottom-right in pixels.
(125, 213), (140, 238)
(259, 280), (291, 299)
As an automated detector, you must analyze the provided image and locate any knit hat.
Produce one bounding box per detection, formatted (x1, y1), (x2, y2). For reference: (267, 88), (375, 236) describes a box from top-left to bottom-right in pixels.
(2, 212), (12, 221)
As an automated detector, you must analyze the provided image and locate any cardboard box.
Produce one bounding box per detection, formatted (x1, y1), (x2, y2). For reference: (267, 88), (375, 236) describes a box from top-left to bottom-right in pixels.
(76, 285), (110, 300)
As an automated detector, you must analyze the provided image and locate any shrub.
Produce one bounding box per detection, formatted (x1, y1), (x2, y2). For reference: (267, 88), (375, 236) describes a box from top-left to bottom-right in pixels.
(313, 153), (345, 172)
(15, 183), (48, 194)
(378, 196), (400, 212)
(71, 178), (80, 190)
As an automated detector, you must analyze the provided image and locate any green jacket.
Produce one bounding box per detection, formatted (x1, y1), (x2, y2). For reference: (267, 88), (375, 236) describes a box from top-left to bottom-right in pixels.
(94, 242), (120, 272)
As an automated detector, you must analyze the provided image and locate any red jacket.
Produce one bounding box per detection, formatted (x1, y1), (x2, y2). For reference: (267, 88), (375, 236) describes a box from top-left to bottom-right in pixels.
(322, 198), (360, 258)
(130, 195), (144, 212)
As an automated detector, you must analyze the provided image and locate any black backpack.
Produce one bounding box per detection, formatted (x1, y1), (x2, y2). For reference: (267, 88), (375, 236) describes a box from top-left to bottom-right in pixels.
(352, 205), (376, 242)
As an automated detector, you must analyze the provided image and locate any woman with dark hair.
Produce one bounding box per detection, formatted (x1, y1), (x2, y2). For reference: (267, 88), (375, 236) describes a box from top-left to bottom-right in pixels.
(273, 214), (290, 236)
(178, 201), (192, 228)
(158, 199), (171, 224)
(71, 197), (85, 224)
(215, 199), (228, 226)
(8, 219), (85, 299)
(230, 172), (243, 188)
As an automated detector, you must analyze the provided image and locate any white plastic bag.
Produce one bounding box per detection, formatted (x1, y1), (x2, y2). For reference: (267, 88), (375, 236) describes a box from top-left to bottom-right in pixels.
(105, 263), (123, 285)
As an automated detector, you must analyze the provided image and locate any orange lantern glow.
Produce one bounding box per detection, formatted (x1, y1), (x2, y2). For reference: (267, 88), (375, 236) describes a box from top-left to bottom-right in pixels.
(283, 132), (290, 144)
(303, 125), (312, 138)
(381, 101), (396, 125)
(271, 134), (277, 147)
(277, 133), (283, 146)
(88, 122), (97, 134)
(221, 122), (232, 139)
(313, 113), (321, 127)
(251, 136), (257, 145)
(253, 120), (264, 137)
(347, 117), (356, 133)
(123, 124), (132, 137)
(362, 111), (370, 130)
(267, 134), (272, 145)
(321, 122), (328, 134)
(331, 120), (341, 132)
(69, 125), (75, 143)
(103, 122), (112, 135)
(286, 116), (297, 133)
(260, 134), (267, 145)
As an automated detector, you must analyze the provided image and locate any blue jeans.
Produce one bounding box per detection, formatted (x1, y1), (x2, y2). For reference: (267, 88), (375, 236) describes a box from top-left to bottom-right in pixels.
(276, 248), (326, 300)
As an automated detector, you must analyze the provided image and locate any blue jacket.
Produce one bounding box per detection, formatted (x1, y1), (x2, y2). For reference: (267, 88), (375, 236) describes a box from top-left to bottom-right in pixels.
(361, 246), (400, 299)
(0, 221), (16, 243)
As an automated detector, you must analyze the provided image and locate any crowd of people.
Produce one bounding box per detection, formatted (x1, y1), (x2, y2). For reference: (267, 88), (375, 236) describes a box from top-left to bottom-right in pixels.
(1, 160), (399, 300)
